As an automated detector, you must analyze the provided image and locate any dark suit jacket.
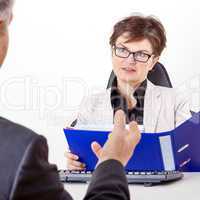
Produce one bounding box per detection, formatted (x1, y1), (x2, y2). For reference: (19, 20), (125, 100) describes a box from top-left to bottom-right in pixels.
(0, 117), (130, 200)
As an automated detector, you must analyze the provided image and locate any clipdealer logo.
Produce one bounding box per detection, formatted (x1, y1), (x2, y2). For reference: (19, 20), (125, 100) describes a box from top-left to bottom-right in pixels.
(0, 76), (89, 118)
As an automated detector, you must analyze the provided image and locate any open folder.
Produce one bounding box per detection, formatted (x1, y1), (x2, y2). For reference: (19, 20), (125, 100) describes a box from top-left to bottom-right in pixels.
(64, 112), (200, 172)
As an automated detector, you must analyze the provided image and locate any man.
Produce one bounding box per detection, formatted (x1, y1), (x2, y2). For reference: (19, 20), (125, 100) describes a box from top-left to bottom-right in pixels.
(0, 0), (141, 199)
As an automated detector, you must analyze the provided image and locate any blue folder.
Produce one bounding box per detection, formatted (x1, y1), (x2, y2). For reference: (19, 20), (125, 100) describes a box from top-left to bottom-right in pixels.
(64, 112), (200, 172)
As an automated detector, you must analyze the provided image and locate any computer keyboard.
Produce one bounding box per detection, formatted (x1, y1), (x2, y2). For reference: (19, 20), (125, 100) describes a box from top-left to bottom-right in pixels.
(59, 170), (183, 186)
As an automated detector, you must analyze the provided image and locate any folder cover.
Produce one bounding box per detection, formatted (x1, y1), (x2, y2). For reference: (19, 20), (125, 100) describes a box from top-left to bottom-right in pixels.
(64, 112), (200, 172)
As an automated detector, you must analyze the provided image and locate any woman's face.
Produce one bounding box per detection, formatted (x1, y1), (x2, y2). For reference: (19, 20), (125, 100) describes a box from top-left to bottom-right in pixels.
(112, 32), (158, 85)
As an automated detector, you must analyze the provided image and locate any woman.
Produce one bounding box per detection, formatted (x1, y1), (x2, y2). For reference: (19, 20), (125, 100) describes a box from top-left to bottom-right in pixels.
(66, 14), (191, 170)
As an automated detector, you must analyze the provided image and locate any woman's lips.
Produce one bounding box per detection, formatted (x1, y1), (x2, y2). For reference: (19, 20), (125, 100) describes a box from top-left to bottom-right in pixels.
(122, 67), (136, 72)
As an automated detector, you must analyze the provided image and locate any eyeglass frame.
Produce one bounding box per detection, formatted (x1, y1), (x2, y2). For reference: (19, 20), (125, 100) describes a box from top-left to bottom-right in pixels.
(113, 45), (154, 63)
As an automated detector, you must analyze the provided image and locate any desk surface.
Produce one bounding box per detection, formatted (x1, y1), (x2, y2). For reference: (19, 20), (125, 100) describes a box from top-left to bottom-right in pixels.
(64, 173), (200, 200)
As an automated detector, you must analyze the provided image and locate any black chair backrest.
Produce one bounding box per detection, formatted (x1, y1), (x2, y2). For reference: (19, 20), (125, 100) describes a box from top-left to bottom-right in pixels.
(106, 62), (173, 89)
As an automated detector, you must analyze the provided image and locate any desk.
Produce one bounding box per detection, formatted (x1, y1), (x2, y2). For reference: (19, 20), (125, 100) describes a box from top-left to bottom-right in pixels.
(64, 173), (200, 200)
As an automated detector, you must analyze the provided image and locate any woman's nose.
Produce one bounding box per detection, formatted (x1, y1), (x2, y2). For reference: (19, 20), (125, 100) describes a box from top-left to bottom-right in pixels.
(123, 54), (136, 65)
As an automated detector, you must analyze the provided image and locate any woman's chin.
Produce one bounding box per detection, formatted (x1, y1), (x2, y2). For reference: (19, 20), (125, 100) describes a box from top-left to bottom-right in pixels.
(119, 76), (139, 83)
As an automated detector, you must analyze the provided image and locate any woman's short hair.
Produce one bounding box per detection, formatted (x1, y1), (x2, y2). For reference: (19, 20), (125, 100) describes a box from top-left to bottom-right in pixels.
(109, 14), (166, 56)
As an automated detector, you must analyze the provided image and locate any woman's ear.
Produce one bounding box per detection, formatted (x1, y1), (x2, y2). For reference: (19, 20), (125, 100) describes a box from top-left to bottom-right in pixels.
(0, 13), (13, 27)
(111, 47), (114, 57)
(149, 56), (159, 71)
(0, 20), (7, 34)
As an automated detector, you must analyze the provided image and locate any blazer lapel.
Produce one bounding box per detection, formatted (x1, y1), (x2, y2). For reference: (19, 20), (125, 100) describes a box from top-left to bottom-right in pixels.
(144, 80), (162, 133)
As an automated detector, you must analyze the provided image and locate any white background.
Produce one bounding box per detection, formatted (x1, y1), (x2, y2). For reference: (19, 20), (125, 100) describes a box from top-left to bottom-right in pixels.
(0, 0), (200, 168)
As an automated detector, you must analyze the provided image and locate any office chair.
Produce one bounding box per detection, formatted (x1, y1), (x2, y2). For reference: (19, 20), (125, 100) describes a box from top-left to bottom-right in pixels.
(106, 62), (173, 89)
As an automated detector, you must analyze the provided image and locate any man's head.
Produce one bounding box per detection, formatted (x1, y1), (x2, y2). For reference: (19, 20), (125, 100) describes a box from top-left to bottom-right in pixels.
(110, 14), (166, 85)
(0, 0), (13, 66)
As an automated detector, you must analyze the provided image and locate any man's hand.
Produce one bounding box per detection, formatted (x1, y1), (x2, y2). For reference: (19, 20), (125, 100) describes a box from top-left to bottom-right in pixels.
(91, 109), (141, 166)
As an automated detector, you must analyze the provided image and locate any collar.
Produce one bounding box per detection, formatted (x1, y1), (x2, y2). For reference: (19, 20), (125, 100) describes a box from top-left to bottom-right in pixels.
(111, 77), (147, 106)
(110, 77), (147, 122)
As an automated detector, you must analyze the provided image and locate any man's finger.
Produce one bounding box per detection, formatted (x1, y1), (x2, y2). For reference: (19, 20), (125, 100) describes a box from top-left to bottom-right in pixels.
(129, 121), (141, 144)
(113, 109), (126, 130)
(91, 141), (102, 158)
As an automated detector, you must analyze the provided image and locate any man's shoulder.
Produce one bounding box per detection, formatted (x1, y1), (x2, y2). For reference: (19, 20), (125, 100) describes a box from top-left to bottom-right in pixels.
(0, 117), (47, 197)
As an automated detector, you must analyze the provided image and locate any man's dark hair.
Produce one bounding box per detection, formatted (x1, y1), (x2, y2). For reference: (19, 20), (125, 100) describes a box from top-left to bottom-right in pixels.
(0, 0), (13, 21)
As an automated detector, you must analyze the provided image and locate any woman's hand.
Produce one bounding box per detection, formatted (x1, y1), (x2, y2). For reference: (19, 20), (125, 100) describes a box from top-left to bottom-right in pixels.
(65, 151), (86, 171)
